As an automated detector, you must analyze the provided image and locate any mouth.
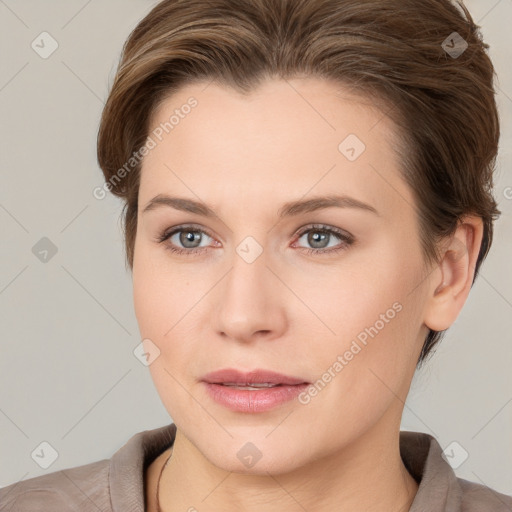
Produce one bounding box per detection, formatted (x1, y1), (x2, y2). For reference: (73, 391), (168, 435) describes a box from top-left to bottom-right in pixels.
(200, 368), (310, 413)
(201, 368), (310, 386)
(219, 383), (284, 389)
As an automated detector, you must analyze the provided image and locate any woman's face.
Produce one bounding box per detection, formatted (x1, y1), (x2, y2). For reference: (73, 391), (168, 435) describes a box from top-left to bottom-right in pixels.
(133, 77), (433, 473)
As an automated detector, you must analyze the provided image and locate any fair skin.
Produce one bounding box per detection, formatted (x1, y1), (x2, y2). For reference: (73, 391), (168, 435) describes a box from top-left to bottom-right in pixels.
(134, 77), (483, 512)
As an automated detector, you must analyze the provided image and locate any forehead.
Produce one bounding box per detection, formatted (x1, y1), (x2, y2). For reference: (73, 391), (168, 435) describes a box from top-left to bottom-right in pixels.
(140, 77), (413, 221)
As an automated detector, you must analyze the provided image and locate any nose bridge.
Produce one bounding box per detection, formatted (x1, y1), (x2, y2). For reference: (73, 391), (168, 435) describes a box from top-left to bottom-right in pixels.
(225, 239), (271, 312)
(214, 237), (286, 341)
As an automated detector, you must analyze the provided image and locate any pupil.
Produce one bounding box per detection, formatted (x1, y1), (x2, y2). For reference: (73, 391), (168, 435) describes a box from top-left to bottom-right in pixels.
(181, 230), (200, 247)
(309, 231), (328, 248)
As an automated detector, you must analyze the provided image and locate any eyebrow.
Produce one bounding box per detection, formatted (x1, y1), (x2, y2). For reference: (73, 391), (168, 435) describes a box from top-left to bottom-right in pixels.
(141, 193), (379, 218)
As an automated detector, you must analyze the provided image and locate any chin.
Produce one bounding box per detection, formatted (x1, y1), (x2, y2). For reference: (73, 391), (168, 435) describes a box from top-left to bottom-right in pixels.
(212, 445), (306, 476)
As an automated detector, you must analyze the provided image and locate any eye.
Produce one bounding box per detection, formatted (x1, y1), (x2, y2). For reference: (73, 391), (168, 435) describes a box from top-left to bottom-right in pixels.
(292, 224), (354, 255)
(156, 223), (354, 256)
(156, 224), (216, 255)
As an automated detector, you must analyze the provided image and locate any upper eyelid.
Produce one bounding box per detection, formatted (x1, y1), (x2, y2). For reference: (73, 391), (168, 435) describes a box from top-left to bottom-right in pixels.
(296, 224), (350, 237)
(164, 224), (216, 240)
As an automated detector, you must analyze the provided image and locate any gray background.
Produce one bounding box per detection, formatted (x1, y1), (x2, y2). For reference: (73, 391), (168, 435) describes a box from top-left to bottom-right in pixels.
(1, 0), (511, 495)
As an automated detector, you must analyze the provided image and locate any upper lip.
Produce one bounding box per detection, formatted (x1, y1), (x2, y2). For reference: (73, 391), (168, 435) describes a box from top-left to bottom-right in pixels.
(201, 368), (309, 385)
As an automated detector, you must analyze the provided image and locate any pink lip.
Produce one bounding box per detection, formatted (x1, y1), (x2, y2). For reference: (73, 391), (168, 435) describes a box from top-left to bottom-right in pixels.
(201, 368), (310, 413)
(201, 368), (309, 386)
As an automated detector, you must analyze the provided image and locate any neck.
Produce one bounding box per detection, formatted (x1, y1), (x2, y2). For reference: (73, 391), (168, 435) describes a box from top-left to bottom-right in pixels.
(157, 421), (419, 512)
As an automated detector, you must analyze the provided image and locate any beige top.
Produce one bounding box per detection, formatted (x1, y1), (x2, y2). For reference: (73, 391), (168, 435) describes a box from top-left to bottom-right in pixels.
(1, 423), (511, 511)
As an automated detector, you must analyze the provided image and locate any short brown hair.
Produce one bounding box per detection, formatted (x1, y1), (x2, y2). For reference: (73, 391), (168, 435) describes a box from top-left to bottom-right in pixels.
(97, 0), (501, 366)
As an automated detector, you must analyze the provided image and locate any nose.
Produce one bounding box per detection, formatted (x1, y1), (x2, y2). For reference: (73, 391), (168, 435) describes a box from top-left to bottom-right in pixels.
(213, 243), (288, 344)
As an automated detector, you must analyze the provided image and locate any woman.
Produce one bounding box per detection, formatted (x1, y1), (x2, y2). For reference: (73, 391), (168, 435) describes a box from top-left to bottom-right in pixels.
(1, 0), (511, 510)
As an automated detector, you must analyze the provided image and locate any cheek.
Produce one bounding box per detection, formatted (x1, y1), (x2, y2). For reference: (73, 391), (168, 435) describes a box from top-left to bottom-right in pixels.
(297, 291), (420, 444)
(301, 243), (424, 402)
(291, 244), (416, 345)
(133, 255), (202, 417)
(132, 247), (204, 375)
(133, 243), (192, 336)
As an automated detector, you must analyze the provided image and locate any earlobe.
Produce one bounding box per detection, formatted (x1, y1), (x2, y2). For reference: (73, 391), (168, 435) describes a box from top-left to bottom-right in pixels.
(423, 217), (482, 332)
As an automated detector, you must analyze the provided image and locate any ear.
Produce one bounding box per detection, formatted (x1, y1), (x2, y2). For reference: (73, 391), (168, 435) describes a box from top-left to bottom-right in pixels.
(423, 215), (484, 332)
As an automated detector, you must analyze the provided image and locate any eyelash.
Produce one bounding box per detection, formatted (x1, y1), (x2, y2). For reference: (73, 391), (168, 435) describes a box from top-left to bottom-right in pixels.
(156, 223), (354, 257)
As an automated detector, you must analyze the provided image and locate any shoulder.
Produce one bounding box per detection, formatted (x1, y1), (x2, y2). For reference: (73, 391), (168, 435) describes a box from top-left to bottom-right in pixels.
(0, 458), (111, 511)
(458, 477), (512, 511)
(399, 430), (512, 511)
(0, 423), (177, 512)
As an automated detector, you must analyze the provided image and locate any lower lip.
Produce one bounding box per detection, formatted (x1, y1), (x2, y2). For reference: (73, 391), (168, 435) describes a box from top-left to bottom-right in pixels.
(202, 382), (310, 413)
